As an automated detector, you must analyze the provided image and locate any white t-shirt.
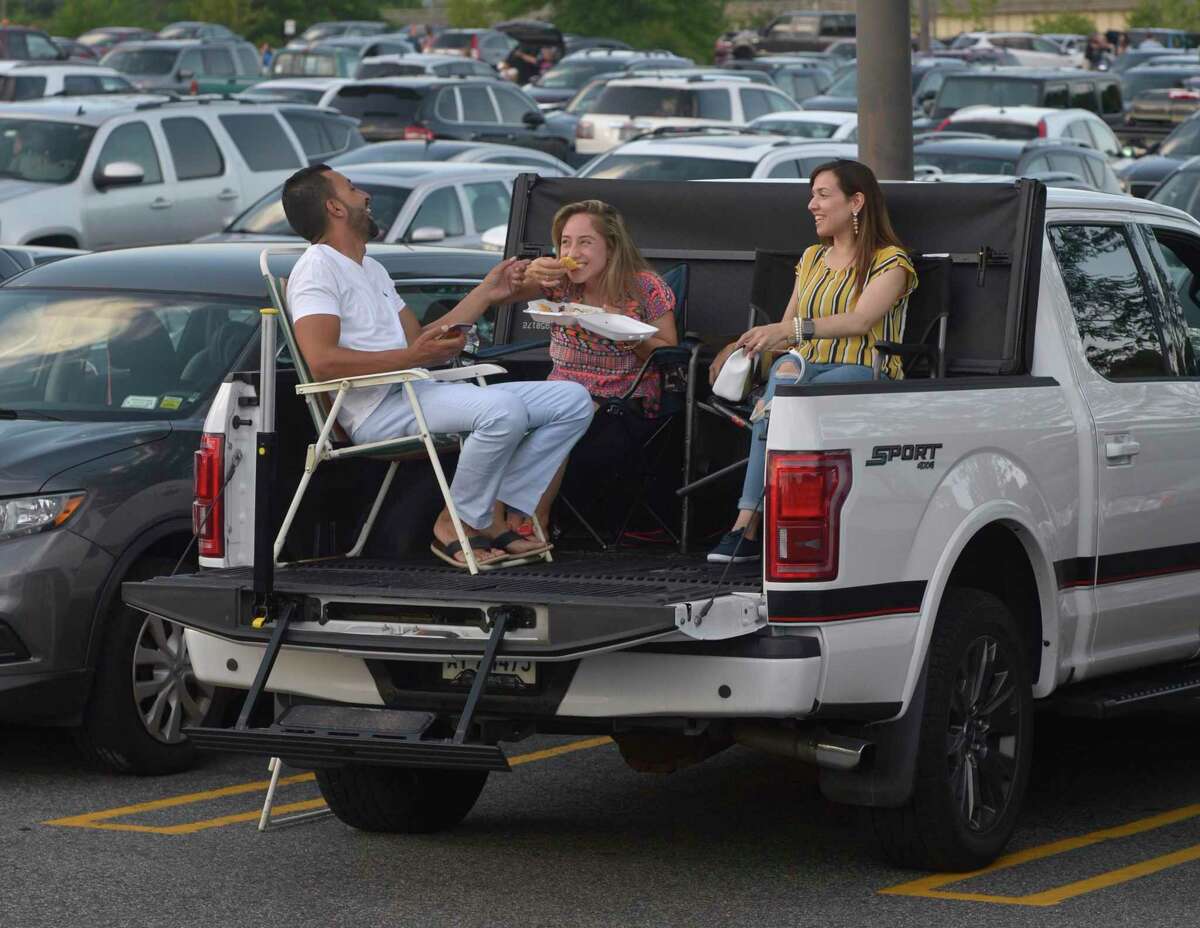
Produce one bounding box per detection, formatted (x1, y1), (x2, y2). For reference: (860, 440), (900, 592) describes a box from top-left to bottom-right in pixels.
(287, 244), (409, 433)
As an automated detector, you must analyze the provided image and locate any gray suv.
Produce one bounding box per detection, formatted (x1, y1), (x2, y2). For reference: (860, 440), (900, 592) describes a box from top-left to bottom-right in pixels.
(101, 39), (262, 94)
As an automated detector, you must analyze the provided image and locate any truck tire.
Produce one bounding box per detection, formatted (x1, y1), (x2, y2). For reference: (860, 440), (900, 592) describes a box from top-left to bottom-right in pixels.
(77, 557), (220, 775)
(871, 588), (1033, 871)
(315, 765), (489, 833)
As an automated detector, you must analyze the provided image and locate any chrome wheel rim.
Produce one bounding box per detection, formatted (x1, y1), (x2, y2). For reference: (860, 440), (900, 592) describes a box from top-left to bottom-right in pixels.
(947, 635), (1020, 834)
(132, 615), (213, 744)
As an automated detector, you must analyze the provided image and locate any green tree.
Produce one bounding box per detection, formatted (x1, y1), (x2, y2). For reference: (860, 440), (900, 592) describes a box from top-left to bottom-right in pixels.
(1030, 13), (1097, 36)
(50, 0), (161, 37)
(552, 0), (724, 63)
(944, 0), (1000, 31)
(447, 0), (497, 28)
(1127, 0), (1200, 31)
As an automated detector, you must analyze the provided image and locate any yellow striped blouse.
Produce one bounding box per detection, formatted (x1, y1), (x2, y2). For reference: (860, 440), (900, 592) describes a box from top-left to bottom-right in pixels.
(792, 244), (917, 381)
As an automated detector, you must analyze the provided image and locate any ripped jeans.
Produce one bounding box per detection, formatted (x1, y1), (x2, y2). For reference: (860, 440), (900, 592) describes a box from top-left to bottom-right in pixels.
(736, 354), (878, 512)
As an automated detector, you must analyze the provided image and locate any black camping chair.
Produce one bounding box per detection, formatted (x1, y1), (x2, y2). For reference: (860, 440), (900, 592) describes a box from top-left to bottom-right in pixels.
(872, 254), (951, 379)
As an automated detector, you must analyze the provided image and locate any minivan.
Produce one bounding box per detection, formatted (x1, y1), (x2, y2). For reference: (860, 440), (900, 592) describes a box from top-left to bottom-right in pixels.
(931, 68), (1123, 126)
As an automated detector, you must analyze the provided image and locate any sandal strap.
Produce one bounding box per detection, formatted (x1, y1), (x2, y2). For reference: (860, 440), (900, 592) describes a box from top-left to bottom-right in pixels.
(489, 530), (528, 550)
(438, 534), (494, 558)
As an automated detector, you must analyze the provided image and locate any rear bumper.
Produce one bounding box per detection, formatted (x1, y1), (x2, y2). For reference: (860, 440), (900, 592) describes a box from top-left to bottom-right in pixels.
(186, 627), (823, 719)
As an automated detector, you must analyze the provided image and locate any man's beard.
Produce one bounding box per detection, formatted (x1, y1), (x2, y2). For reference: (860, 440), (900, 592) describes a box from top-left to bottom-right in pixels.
(349, 202), (380, 241)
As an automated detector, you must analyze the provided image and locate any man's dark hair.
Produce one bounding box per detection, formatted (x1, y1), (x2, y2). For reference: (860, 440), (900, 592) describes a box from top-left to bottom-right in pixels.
(281, 163), (334, 242)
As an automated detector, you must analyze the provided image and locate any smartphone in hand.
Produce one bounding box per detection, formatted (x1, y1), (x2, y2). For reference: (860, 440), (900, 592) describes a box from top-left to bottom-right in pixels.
(441, 323), (474, 335)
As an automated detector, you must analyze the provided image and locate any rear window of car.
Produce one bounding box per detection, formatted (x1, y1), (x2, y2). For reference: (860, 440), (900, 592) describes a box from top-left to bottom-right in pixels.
(592, 86), (731, 119)
(582, 153), (756, 181)
(950, 120), (1037, 140)
(0, 76), (45, 101)
(218, 113), (301, 171)
(331, 86), (424, 121)
(103, 48), (178, 75)
(753, 118), (840, 139)
(358, 61), (424, 78)
(937, 77), (1039, 111)
(913, 150), (1017, 174)
(433, 33), (473, 49)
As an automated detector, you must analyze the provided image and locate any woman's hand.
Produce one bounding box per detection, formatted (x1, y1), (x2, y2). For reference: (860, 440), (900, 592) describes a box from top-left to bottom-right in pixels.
(709, 342), (738, 386)
(736, 322), (791, 359)
(525, 256), (568, 290)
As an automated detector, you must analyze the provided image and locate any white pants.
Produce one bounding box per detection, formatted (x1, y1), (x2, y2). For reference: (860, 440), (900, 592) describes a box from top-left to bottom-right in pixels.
(351, 379), (593, 529)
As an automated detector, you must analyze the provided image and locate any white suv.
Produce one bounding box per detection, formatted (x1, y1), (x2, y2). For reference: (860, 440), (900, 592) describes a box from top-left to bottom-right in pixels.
(0, 62), (133, 100)
(575, 77), (797, 155)
(949, 32), (1083, 68)
(0, 96), (362, 249)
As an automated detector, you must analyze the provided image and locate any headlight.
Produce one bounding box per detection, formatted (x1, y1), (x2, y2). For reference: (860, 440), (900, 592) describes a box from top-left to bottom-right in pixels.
(0, 492), (85, 541)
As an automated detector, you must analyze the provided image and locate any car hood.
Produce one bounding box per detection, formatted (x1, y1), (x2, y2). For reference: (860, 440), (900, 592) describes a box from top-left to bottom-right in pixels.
(0, 419), (170, 496)
(0, 179), (56, 204)
(1119, 154), (1183, 179)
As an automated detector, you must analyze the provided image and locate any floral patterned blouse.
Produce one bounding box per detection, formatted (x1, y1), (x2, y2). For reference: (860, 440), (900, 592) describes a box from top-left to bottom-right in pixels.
(542, 271), (675, 415)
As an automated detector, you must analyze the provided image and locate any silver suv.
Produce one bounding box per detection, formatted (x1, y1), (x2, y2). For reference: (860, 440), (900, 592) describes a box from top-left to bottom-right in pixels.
(0, 95), (363, 249)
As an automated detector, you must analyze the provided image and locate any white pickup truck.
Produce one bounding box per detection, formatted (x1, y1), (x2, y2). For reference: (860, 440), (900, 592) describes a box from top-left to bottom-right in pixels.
(125, 176), (1200, 871)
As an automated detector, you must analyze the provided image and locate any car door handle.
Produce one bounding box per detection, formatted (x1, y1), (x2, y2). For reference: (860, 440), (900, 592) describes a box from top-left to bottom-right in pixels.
(217, 188), (238, 201)
(150, 197), (173, 209)
(1105, 438), (1141, 461)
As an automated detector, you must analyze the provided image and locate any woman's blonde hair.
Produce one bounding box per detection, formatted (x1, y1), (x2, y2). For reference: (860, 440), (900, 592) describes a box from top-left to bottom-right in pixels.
(808, 159), (906, 299)
(551, 200), (649, 305)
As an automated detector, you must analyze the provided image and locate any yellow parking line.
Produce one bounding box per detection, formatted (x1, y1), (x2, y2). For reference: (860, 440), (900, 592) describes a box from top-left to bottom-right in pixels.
(44, 736), (613, 835)
(881, 801), (1200, 906)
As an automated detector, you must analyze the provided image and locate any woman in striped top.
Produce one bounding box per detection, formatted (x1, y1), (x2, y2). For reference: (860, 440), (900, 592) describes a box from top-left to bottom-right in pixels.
(707, 159), (917, 563)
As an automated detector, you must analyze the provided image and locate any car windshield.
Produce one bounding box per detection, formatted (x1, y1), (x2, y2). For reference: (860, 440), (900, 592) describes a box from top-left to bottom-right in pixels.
(0, 290), (260, 419)
(566, 79), (611, 114)
(537, 60), (610, 89)
(581, 153), (755, 181)
(914, 151), (1016, 174)
(950, 35), (981, 49)
(230, 181), (411, 235)
(0, 119), (95, 183)
(937, 78), (1039, 111)
(827, 69), (857, 96)
(331, 86), (423, 121)
(274, 52), (339, 77)
(1150, 170), (1200, 212)
(1159, 118), (1200, 157)
(301, 24), (343, 41)
(1124, 70), (1199, 99)
(592, 86), (728, 118)
(103, 48), (179, 74)
(753, 118), (840, 139)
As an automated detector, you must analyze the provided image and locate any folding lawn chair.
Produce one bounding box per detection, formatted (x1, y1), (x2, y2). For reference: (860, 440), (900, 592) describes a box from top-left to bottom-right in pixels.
(261, 246), (552, 576)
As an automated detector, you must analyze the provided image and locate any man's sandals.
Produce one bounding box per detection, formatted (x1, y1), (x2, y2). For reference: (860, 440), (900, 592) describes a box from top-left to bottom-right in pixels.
(430, 532), (552, 571)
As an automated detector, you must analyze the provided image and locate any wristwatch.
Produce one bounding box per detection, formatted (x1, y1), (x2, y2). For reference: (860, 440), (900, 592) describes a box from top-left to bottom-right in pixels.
(793, 317), (814, 343)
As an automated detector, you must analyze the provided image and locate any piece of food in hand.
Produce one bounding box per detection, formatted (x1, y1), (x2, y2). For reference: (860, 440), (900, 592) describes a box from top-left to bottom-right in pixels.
(559, 255), (579, 270)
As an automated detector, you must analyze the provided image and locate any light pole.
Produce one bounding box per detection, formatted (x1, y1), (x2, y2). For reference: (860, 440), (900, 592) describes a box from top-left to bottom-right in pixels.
(856, 0), (915, 181)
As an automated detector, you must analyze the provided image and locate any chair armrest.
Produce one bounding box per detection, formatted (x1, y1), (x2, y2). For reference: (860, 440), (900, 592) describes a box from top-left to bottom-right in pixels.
(428, 363), (506, 382)
(296, 368), (431, 395)
(617, 342), (701, 402)
(468, 338), (551, 360)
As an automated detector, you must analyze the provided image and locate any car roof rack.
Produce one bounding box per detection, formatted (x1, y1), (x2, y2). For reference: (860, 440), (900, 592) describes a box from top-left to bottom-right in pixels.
(1024, 137), (1091, 150)
(631, 125), (775, 141)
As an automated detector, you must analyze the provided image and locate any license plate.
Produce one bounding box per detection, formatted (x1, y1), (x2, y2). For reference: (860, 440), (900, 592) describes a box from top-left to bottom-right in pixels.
(442, 658), (536, 686)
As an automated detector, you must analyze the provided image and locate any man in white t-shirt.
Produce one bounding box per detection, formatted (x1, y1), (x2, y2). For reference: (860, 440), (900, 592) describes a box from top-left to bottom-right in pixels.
(281, 164), (593, 567)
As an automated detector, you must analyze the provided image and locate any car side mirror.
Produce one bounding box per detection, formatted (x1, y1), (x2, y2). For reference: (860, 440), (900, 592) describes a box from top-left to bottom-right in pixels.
(409, 226), (446, 243)
(94, 160), (144, 190)
(922, 98), (935, 116)
(522, 109), (545, 127)
(177, 69), (194, 81)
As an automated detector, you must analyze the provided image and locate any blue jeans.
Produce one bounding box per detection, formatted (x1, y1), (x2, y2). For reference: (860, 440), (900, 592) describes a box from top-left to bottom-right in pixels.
(736, 356), (877, 512)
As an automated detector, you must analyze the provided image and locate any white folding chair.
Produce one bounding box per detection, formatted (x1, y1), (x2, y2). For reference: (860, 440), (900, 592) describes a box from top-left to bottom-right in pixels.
(261, 247), (552, 576)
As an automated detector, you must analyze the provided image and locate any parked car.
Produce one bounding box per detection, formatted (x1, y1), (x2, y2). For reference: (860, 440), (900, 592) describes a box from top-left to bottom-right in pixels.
(1042, 33), (1086, 55)
(948, 32), (1082, 68)
(156, 22), (237, 41)
(1110, 47), (1181, 74)
(575, 77), (796, 156)
(356, 53), (498, 81)
(935, 105), (1122, 160)
(0, 243), (84, 279)
(1118, 111), (1200, 196)
(74, 27), (156, 58)
(0, 26), (68, 62)
(287, 20), (388, 50)
(429, 29), (517, 68)
(198, 162), (557, 248)
(914, 137), (1123, 193)
(1123, 65), (1200, 127)
(328, 139), (574, 175)
(52, 38), (99, 62)
(578, 130), (857, 180)
(0, 240), (501, 774)
(522, 49), (692, 109)
(320, 77), (568, 161)
(236, 77), (349, 106)
(563, 35), (630, 56)
(101, 39), (264, 95)
(805, 57), (972, 114)
(0, 96), (361, 249)
(1127, 27), (1192, 49)
(748, 109), (857, 140)
(0, 63), (134, 101)
(931, 68), (1124, 126)
(754, 9), (856, 54)
(270, 45), (358, 79)
(1147, 154), (1200, 218)
(348, 34), (419, 58)
(726, 56), (835, 103)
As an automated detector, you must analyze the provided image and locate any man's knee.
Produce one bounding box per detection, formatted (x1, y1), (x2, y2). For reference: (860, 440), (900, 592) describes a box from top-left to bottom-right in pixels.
(477, 391), (528, 436)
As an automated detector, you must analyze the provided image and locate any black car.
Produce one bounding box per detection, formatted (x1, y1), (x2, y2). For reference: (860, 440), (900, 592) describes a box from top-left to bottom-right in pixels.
(914, 138), (1124, 193)
(1118, 111), (1200, 196)
(324, 77), (567, 160)
(0, 242), (500, 774)
(931, 68), (1124, 126)
(804, 57), (972, 114)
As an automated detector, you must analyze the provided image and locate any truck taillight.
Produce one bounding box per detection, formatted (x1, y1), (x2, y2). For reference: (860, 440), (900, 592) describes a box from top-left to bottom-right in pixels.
(193, 433), (224, 559)
(576, 120), (594, 139)
(404, 123), (435, 141)
(470, 34), (480, 59)
(935, 116), (951, 132)
(766, 450), (851, 583)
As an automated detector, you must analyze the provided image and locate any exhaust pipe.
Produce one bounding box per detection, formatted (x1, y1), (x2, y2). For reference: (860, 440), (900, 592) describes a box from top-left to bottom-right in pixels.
(734, 724), (871, 771)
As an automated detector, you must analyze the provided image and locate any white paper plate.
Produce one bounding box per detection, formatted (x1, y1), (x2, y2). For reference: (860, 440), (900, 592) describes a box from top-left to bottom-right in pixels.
(523, 301), (656, 341)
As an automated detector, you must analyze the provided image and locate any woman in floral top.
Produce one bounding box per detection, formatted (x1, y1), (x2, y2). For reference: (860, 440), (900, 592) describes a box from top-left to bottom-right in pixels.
(514, 199), (678, 415)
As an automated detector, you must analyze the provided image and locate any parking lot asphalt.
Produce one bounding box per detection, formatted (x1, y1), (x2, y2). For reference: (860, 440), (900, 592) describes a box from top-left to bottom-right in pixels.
(3, 709), (1200, 928)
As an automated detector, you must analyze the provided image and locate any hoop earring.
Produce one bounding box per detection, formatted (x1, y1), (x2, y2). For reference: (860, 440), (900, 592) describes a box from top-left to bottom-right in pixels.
(851, 211), (859, 237)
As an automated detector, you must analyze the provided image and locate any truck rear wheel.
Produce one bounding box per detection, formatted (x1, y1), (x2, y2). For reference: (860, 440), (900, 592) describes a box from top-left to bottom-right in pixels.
(871, 588), (1033, 871)
(315, 765), (489, 833)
